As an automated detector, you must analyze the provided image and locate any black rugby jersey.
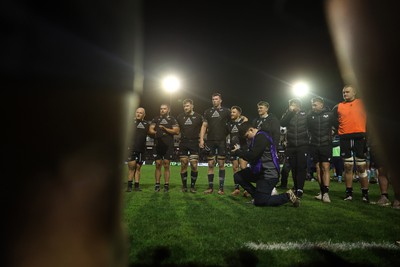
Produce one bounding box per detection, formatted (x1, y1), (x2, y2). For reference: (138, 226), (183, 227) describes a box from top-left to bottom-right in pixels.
(252, 113), (280, 146)
(203, 106), (230, 141)
(151, 115), (179, 141)
(176, 112), (203, 141)
(131, 119), (150, 152)
(228, 117), (247, 148)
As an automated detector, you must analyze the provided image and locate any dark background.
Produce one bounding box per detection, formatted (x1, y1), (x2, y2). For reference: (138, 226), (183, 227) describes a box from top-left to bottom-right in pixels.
(141, 0), (344, 120)
(3, 0), (344, 119)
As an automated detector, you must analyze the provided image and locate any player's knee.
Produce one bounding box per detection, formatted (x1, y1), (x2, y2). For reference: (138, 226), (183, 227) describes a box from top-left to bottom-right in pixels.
(343, 157), (353, 172)
(344, 165), (353, 173)
(358, 169), (368, 178)
(155, 161), (162, 168)
(180, 158), (188, 168)
(163, 162), (170, 168)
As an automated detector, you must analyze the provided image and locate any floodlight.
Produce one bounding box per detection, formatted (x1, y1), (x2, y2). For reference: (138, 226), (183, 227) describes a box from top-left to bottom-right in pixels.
(162, 75), (181, 93)
(292, 82), (309, 97)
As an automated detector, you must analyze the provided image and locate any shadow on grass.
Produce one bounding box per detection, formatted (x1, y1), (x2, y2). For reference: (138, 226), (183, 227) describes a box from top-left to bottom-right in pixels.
(294, 248), (373, 267)
(129, 246), (390, 267)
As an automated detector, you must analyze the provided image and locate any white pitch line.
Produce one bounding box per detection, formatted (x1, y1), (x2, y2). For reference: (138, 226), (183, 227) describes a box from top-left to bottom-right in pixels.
(244, 241), (400, 252)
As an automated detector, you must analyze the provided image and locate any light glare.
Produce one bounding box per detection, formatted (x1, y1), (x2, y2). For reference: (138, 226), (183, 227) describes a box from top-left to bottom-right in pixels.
(162, 76), (181, 93)
(292, 82), (309, 97)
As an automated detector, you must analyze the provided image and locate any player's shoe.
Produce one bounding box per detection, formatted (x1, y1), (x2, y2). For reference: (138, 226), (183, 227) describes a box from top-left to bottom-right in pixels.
(314, 192), (322, 200)
(218, 189), (225, 195)
(392, 199), (400, 209)
(322, 193), (331, 203)
(231, 189), (240, 196)
(376, 195), (390, 206)
(203, 188), (213, 194)
(271, 187), (278, 196)
(243, 191), (251, 198)
(343, 195), (353, 201)
(286, 189), (300, 207)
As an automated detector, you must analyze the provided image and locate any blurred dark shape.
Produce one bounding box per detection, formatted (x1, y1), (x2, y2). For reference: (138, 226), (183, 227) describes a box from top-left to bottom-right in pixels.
(4, 1), (141, 267)
(326, 0), (400, 199)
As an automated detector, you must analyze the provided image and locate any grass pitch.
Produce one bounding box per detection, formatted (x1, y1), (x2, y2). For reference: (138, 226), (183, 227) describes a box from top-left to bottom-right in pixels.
(122, 165), (400, 266)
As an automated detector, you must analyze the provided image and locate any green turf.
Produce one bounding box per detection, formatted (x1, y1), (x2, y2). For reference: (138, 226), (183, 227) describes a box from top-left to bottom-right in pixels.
(122, 165), (400, 266)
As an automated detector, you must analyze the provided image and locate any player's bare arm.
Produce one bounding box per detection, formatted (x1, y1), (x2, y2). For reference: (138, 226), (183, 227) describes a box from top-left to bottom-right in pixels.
(199, 121), (208, 148)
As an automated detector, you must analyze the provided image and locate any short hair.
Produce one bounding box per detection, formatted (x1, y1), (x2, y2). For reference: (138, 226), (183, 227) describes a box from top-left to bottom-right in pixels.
(137, 107), (146, 115)
(311, 97), (324, 104)
(160, 103), (170, 109)
(343, 84), (357, 93)
(289, 98), (302, 106)
(182, 99), (193, 105)
(212, 93), (222, 99)
(257, 101), (269, 108)
(239, 121), (253, 137)
(231, 105), (242, 114)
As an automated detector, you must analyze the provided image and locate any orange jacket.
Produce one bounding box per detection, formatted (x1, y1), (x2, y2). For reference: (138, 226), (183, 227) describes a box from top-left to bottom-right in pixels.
(337, 99), (366, 135)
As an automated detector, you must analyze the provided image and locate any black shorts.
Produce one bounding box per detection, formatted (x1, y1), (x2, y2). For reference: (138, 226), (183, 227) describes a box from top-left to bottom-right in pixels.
(340, 137), (366, 159)
(179, 140), (199, 157)
(154, 139), (174, 160)
(310, 145), (332, 163)
(127, 151), (143, 163)
(206, 140), (226, 157)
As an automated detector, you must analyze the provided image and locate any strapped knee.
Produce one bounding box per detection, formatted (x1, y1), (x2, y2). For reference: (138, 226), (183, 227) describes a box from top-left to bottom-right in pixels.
(217, 155), (226, 161)
(355, 157), (366, 166)
(343, 157), (354, 164)
(189, 154), (199, 162)
(355, 157), (367, 177)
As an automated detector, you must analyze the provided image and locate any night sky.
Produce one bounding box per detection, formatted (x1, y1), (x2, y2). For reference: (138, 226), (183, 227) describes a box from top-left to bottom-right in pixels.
(4, 0), (344, 120)
(141, 0), (344, 120)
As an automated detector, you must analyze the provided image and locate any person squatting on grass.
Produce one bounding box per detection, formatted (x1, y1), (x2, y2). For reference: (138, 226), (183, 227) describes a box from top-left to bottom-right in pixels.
(231, 121), (300, 207)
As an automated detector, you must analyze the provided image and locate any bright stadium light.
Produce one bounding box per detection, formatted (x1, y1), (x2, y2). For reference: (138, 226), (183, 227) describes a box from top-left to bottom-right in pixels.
(292, 82), (309, 97)
(162, 75), (181, 93)
(162, 75), (181, 113)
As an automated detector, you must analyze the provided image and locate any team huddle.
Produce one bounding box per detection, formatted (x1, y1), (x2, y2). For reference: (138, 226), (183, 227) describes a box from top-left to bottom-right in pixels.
(126, 86), (398, 209)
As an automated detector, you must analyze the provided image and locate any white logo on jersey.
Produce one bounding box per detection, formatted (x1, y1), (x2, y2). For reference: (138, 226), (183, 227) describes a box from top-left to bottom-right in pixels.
(231, 125), (239, 133)
(184, 118), (192, 125)
(160, 119), (168, 125)
(211, 110), (220, 118)
(137, 122), (145, 129)
(323, 114), (329, 118)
